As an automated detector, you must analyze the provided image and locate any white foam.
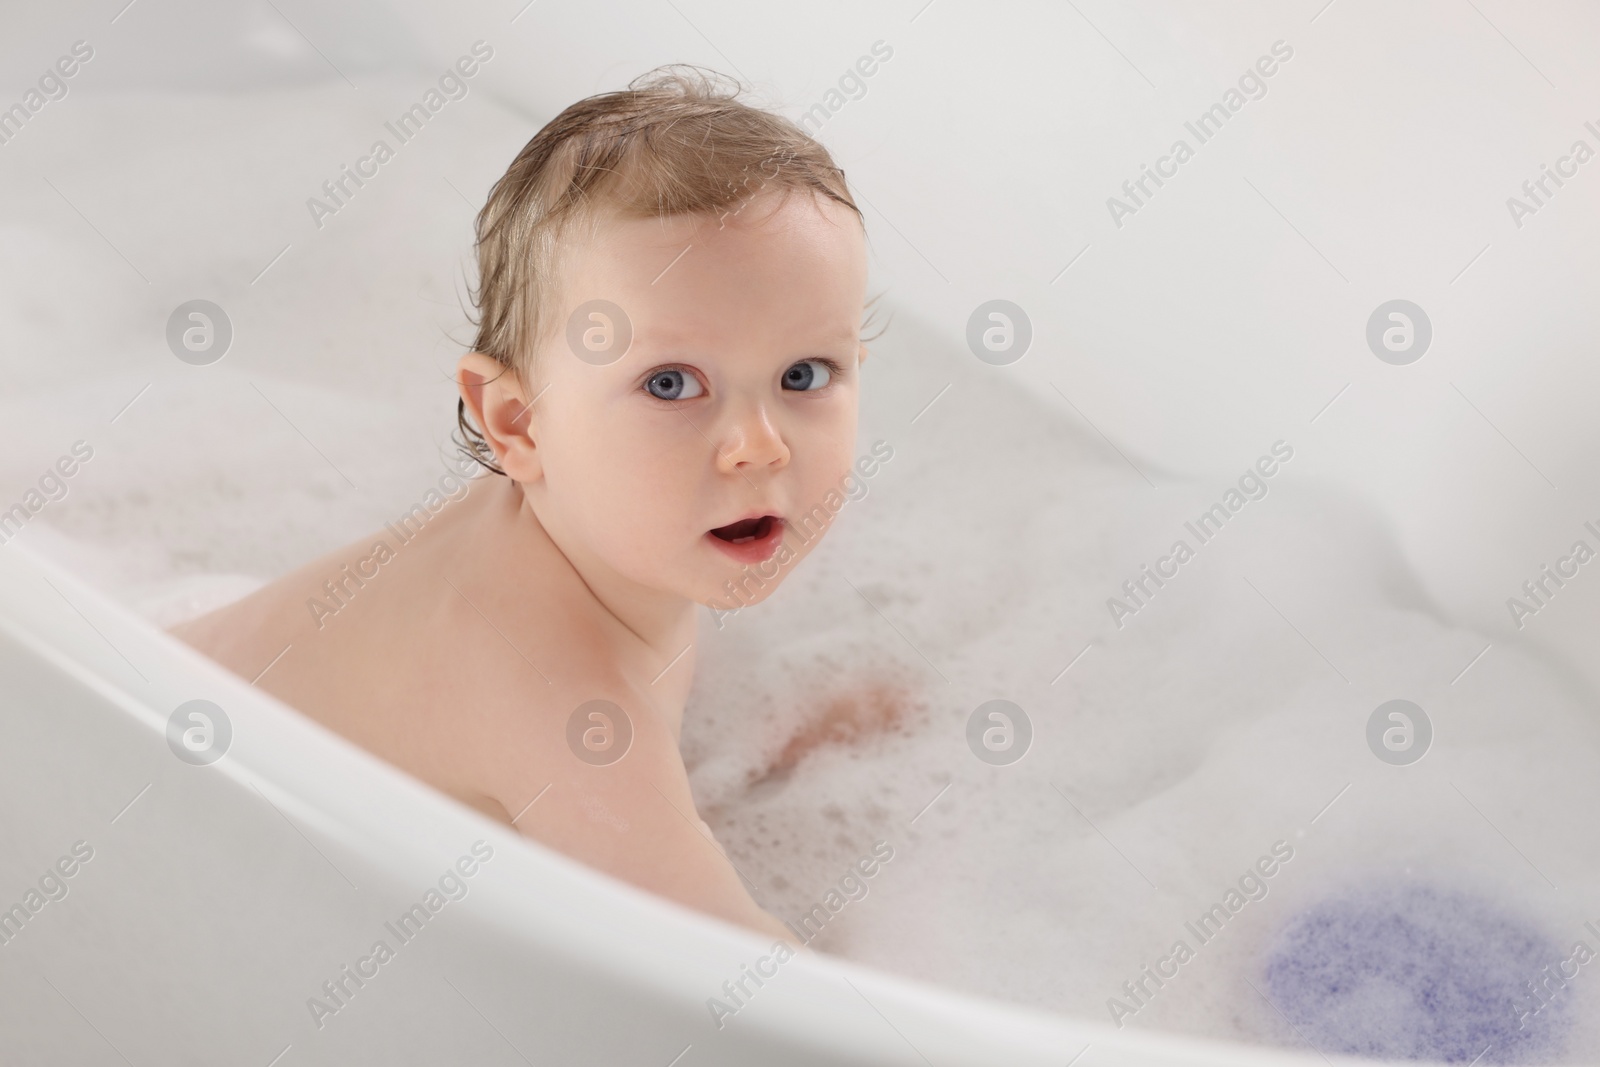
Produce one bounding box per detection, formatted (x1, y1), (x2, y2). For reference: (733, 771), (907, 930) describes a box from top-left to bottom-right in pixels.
(683, 312), (1600, 1057)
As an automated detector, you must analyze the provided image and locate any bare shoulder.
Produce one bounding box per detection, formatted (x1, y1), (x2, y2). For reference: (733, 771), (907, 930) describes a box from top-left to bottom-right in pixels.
(165, 526), (392, 678)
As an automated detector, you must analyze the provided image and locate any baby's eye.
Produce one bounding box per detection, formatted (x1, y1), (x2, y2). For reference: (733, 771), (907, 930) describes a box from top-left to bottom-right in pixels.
(643, 368), (704, 400)
(781, 359), (832, 391)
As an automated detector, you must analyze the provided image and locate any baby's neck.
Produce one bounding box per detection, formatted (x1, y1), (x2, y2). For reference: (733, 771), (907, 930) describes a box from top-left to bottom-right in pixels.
(466, 474), (699, 695)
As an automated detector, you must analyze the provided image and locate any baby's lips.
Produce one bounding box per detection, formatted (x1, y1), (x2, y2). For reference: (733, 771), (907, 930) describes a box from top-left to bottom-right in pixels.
(704, 514), (785, 563)
(708, 512), (782, 541)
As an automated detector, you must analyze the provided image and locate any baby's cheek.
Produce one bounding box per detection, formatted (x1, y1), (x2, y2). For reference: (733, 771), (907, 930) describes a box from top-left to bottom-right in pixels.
(804, 456), (855, 512)
(610, 459), (692, 538)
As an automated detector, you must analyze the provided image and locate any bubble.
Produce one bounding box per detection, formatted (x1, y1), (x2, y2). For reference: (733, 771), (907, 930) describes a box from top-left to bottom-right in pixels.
(1262, 883), (1572, 1063)
(1366, 299), (1431, 366)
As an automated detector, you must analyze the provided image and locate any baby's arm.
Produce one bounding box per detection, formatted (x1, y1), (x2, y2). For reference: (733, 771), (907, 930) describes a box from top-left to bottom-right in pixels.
(483, 683), (800, 947)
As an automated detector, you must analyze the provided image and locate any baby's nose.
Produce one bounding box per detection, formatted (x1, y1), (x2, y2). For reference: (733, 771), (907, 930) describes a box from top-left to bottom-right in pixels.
(716, 403), (790, 471)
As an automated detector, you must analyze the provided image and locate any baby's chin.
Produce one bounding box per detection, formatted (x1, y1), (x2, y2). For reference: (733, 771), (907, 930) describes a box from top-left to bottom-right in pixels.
(696, 581), (784, 623)
(690, 545), (810, 614)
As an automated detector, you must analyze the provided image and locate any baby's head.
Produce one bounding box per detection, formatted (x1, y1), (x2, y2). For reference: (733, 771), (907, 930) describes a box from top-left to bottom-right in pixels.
(456, 66), (878, 612)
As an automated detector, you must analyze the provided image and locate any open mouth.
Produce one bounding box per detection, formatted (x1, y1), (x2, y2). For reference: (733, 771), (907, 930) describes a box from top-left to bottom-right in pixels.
(706, 514), (784, 564)
(711, 515), (776, 544)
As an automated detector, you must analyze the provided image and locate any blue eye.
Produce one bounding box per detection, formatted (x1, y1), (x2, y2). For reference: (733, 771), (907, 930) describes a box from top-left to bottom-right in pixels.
(644, 368), (704, 400)
(782, 360), (832, 391)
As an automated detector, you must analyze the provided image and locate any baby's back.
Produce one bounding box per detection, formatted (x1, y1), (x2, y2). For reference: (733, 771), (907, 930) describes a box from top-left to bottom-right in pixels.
(168, 476), (796, 941)
(168, 486), (538, 821)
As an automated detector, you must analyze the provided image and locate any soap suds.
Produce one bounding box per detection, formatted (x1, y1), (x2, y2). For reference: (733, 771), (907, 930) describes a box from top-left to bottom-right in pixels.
(1263, 883), (1570, 1064)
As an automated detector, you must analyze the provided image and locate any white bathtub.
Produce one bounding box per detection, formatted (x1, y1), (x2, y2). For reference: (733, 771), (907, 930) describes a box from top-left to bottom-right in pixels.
(0, 537), (1339, 1066)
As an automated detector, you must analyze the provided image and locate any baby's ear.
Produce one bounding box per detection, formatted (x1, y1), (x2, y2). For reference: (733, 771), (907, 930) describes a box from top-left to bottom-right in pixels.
(456, 352), (541, 481)
(857, 342), (869, 366)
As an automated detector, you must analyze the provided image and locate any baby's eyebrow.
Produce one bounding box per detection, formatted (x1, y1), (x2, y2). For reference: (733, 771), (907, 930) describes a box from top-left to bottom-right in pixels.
(817, 325), (863, 348)
(800, 320), (862, 345)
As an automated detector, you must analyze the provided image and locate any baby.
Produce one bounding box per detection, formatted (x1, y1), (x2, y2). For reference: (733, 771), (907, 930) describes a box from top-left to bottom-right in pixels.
(168, 67), (875, 946)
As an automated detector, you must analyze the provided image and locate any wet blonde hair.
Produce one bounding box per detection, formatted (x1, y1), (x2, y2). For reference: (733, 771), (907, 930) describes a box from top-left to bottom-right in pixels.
(457, 64), (884, 476)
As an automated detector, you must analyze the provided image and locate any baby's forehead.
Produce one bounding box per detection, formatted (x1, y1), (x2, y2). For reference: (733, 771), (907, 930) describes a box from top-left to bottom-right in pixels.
(554, 193), (865, 348)
(643, 313), (858, 340)
(570, 209), (860, 286)
(589, 190), (857, 251)
(597, 301), (857, 371)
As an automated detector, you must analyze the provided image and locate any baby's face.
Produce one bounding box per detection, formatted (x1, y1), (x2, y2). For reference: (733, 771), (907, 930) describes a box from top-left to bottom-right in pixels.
(526, 187), (869, 608)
